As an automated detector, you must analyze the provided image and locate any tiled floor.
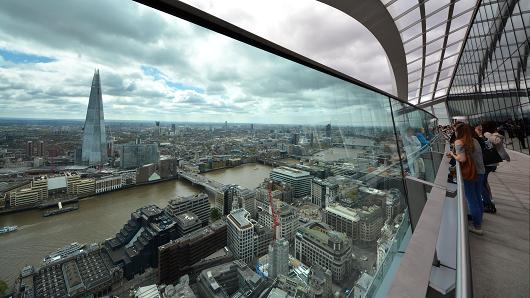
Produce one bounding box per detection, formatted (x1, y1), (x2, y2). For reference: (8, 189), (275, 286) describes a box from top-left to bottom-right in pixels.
(469, 150), (530, 297)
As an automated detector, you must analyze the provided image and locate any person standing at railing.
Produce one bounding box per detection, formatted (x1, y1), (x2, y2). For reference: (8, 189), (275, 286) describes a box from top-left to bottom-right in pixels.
(403, 127), (425, 178)
(480, 122), (511, 213)
(447, 123), (485, 235)
(416, 127), (430, 148)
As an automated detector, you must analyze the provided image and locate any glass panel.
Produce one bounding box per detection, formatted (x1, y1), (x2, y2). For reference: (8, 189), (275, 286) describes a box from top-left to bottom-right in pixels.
(0, 1), (446, 297)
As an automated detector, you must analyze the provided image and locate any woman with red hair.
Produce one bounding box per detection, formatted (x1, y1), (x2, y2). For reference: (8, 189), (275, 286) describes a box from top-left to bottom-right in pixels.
(447, 123), (485, 235)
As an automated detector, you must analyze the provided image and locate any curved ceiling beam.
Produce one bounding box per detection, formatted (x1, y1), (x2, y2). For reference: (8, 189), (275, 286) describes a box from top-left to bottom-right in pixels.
(431, 0), (457, 101)
(417, 0), (427, 103)
(317, 0), (408, 100)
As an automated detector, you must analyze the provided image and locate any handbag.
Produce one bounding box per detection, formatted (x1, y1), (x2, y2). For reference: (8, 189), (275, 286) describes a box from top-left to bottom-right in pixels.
(460, 153), (477, 181)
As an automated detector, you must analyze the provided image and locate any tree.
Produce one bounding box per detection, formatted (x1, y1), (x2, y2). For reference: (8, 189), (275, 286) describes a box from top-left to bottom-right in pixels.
(0, 279), (8, 297)
(210, 208), (222, 221)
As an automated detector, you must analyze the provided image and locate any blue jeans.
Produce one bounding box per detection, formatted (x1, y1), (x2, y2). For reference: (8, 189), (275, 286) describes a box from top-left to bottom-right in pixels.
(482, 166), (496, 206)
(464, 174), (484, 228)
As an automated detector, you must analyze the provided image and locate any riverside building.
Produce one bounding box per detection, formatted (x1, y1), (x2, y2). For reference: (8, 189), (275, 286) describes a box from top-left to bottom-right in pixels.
(270, 166), (311, 198)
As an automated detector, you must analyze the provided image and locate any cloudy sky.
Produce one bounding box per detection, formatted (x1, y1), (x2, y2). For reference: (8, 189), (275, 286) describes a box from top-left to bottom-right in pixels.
(0, 0), (395, 125)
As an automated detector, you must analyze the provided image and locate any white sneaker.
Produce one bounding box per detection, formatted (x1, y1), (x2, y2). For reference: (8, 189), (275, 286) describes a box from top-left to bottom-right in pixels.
(469, 225), (483, 236)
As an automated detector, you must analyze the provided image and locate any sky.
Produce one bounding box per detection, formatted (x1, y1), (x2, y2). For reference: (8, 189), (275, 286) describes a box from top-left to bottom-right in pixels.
(0, 0), (396, 125)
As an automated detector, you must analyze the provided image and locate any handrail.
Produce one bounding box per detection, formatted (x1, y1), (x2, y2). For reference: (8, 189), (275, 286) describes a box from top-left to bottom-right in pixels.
(455, 161), (473, 298)
(387, 143), (450, 298)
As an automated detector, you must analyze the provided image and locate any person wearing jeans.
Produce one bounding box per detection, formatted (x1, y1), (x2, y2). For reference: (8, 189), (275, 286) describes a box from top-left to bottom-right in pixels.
(447, 123), (486, 235)
(464, 174), (485, 229)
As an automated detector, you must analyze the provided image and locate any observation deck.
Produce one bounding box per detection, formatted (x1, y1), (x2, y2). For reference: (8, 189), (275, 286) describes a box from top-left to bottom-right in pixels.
(470, 150), (529, 297)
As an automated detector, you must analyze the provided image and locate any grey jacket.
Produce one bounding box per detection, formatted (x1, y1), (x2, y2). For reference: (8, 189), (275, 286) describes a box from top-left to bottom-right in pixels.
(484, 132), (510, 161)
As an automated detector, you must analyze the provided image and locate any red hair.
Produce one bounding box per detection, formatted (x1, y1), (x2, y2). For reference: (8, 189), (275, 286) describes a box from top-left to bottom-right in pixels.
(455, 123), (474, 153)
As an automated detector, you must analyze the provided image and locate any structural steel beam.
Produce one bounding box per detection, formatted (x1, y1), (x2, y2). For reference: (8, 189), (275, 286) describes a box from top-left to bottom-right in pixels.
(317, 0), (408, 99)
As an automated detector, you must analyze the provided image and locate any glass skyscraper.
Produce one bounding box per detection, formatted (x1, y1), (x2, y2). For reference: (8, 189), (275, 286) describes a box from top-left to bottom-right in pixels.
(81, 69), (108, 165)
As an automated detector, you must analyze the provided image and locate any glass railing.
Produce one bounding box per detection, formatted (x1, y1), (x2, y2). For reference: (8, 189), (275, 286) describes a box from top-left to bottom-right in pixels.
(0, 1), (439, 297)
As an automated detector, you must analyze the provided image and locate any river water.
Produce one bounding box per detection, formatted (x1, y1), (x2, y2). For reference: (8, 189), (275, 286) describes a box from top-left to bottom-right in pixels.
(0, 163), (272, 285)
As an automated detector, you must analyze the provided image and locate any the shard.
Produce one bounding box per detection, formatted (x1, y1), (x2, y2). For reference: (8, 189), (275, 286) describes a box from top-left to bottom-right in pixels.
(82, 69), (107, 165)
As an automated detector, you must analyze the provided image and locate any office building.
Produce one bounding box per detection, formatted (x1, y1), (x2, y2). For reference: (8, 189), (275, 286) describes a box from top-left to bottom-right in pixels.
(253, 223), (273, 260)
(385, 192), (401, 223)
(69, 178), (96, 196)
(104, 205), (178, 279)
(95, 175), (123, 194)
(37, 140), (44, 157)
(270, 166), (311, 198)
(308, 264), (333, 298)
(256, 178), (293, 205)
(258, 201), (299, 243)
(136, 163), (160, 183)
(195, 260), (267, 298)
(227, 208), (255, 264)
(118, 143), (160, 169)
(31, 176), (48, 200)
(26, 141), (33, 157)
(325, 203), (384, 243)
(268, 238), (289, 279)
(134, 276), (196, 298)
(311, 178), (328, 208)
(81, 69), (108, 165)
(294, 222), (352, 282)
(225, 185), (256, 217)
(174, 212), (202, 238)
(159, 157), (179, 179)
(14, 244), (122, 298)
(165, 193), (210, 227)
(325, 124), (331, 138)
(10, 188), (42, 207)
(158, 221), (227, 285)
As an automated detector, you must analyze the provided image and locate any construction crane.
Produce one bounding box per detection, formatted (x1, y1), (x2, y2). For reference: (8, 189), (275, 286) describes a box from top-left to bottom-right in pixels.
(268, 181), (279, 241)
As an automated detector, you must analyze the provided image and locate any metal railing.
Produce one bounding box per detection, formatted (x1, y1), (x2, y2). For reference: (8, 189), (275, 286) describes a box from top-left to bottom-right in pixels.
(388, 143), (474, 297)
(455, 161), (473, 298)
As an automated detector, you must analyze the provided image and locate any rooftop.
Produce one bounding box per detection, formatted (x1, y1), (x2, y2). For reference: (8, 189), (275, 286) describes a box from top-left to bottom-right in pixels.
(228, 208), (252, 230)
(326, 203), (360, 222)
(272, 166), (310, 178)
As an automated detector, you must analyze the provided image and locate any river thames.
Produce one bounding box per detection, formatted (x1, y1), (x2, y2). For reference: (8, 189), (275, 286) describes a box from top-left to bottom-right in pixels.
(0, 163), (272, 285)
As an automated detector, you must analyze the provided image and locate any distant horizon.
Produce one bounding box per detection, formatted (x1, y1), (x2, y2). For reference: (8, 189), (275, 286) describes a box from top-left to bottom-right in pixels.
(0, 117), (395, 128)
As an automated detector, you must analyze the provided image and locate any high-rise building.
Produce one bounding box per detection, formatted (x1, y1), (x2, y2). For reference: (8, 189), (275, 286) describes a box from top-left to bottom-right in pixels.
(270, 167), (311, 198)
(81, 69), (107, 165)
(37, 141), (44, 157)
(294, 222), (352, 282)
(311, 178), (328, 208)
(157, 221), (228, 285)
(165, 193), (210, 227)
(258, 201), (299, 243)
(325, 124), (331, 138)
(268, 238), (289, 279)
(325, 203), (384, 243)
(155, 121), (161, 137)
(226, 208), (255, 264)
(26, 141), (33, 157)
(118, 143), (160, 169)
(174, 212), (202, 238)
